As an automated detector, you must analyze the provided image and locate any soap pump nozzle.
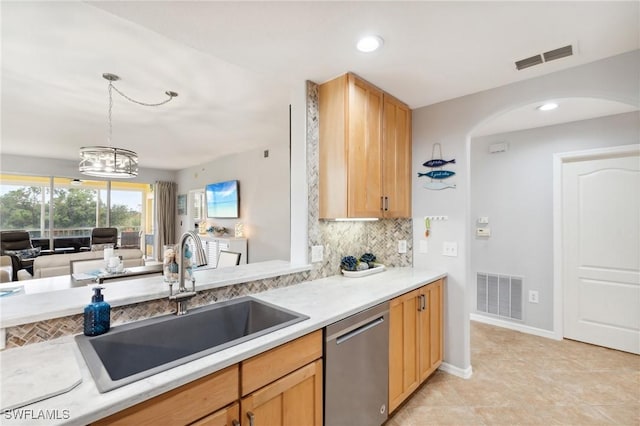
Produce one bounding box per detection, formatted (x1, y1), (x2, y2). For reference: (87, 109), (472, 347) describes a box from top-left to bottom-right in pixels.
(92, 286), (105, 303)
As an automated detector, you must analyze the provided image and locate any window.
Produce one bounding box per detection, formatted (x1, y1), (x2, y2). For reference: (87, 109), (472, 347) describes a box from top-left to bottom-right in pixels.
(52, 178), (107, 237)
(0, 174), (51, 238)
(0, 175), (153, 243)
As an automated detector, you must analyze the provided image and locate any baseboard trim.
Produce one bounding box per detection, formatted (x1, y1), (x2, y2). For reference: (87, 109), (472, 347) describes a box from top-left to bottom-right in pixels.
(470, 313), (560, 340)
(438, 362), (473, 379)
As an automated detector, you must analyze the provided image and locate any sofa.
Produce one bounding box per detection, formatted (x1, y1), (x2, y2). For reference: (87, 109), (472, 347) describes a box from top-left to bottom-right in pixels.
(32, 249), (145, 279)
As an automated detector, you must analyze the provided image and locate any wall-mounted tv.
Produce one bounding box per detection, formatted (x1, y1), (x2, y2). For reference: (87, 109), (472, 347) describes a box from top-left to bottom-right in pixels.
(206, 180), (239, 218)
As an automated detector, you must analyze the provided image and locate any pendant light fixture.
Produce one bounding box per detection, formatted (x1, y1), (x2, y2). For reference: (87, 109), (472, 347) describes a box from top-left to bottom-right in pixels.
(79, 73), (178, 178)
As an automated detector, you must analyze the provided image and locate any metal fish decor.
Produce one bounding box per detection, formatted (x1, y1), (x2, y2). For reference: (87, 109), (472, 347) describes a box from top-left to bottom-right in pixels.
(423, 181), (457, 190)
(423, 159), (456, 168)
(418, 170), (455, 179)
(421, 143), (456, 190)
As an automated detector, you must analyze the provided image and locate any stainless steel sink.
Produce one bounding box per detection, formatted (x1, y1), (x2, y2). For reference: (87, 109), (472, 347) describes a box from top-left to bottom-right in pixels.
(75, 296), (308, 392)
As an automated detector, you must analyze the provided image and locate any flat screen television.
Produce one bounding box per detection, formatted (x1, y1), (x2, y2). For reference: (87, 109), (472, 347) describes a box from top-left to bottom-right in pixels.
(205, 180), (239, 218)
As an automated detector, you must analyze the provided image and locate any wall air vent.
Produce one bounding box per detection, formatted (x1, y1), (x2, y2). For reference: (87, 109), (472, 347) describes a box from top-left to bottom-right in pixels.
(543, 45), (573, 62)
(515, 43), (576, 70)
(515, 54), (544, 70)
(476, 272), (523, 320)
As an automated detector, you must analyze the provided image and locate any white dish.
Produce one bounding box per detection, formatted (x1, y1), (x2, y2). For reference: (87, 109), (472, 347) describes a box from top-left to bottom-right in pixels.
(342, 263), (386, 278)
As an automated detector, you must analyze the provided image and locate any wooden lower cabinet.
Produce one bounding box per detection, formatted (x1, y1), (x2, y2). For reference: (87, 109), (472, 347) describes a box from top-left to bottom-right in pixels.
(93, 332), (322, 426)
(190, 402), (239, 426)
(240, 360), (323, 426)
(419, 279), (443, 382)
(389, 279), (444, 413)
(93, 365), (239, 426)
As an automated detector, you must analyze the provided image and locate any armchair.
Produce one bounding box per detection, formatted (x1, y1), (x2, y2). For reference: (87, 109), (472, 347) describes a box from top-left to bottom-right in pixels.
(0, 230), (39, 280)
(91, 227), (118, 248)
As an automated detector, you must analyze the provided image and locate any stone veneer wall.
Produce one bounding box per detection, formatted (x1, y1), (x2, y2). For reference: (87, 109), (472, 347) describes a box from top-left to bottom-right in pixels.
(3, 80), (412, 348)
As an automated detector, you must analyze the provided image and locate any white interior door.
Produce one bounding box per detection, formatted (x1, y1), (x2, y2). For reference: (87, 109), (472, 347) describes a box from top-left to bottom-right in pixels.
(562, 152), (640, 354)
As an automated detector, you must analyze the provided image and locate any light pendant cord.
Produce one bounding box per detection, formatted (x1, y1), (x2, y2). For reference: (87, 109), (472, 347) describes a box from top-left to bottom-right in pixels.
(110, 83), (178, 107)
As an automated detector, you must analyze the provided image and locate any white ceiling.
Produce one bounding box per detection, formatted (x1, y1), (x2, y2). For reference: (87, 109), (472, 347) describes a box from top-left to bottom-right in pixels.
(1, 1), (638, 171)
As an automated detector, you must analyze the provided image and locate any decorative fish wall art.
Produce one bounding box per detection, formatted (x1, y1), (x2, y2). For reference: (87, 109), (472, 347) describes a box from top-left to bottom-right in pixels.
(423, 159), (456, 168)
(420, 143), (457, 190)
(418, 170), (455, 179)
(423, 181), (457, 190)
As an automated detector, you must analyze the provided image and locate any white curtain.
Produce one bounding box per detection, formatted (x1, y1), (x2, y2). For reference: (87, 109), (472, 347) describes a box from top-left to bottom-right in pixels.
(155, 181), (177, 261)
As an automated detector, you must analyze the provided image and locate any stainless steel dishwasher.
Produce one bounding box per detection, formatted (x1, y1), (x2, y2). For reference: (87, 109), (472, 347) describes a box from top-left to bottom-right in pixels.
(324, 301), (389, 426)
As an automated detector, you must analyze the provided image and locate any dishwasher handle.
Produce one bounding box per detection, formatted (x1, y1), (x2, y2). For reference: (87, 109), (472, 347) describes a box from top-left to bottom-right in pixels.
(335, 316), (385, 345)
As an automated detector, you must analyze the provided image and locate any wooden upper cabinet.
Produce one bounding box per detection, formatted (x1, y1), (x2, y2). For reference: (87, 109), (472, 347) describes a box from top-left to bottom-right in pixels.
(319, 73), (411, 219)
(347, 75), (384, 217)
(382, 94), (412, 218)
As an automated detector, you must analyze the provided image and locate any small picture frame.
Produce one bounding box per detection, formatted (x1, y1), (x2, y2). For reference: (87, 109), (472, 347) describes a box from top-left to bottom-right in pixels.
(177, 194), (187, 215)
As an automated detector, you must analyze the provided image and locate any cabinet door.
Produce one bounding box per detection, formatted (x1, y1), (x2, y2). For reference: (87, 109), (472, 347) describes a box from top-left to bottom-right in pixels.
(382, 94), (412, 218)
(241, 360), (323, 426)
(418, 280), (444, 382)
(388, 289), (420, 412)
(190, 402), (239, 426)
(347, 74), (384, 218)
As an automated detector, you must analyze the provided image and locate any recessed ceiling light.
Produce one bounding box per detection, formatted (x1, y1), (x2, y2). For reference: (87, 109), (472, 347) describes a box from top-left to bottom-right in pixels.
(357, 35), (384, 53)
(537, 102), (558, 111)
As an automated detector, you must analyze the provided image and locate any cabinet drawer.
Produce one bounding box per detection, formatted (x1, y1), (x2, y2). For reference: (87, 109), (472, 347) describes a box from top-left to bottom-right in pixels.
(241, 330), (322, 396)
(94, 365), (239, 426)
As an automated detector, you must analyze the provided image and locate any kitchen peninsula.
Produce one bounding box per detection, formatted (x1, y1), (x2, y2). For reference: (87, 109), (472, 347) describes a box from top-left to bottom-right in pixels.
(0, 266), (445, 425)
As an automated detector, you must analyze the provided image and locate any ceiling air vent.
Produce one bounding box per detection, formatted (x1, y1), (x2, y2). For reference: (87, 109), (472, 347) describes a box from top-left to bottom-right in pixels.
(515, 43), (576, 71)
(515, 54), (543, 70)
(543, 44), (573, 62)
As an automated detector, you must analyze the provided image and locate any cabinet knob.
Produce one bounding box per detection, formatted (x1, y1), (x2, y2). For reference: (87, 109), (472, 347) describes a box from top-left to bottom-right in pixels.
(232, 420), (240, 426)
(247, 411), (255, 426)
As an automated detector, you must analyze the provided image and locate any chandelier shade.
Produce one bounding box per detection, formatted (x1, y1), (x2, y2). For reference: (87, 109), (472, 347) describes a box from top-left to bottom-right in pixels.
(79, 146), (139, 178)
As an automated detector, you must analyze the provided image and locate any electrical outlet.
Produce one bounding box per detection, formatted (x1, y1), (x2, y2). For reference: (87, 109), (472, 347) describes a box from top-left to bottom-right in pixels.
(476, 227), (491, 237)
(442, 241), (458, 257)
(311, 245), (324, 263)
(419, 240), (428, 254)
(528, 290), (539, 304)
(398, 240), (407, 254)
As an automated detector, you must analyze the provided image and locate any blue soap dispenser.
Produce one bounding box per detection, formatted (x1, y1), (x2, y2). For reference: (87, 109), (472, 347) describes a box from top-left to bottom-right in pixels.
(84, 286), (111, 336)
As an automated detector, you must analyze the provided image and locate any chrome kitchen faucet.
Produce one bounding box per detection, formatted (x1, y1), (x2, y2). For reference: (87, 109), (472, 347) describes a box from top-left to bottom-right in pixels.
(168, 231), (207, 315)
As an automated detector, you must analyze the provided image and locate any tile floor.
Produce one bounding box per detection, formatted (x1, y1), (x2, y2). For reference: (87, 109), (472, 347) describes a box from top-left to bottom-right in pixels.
(387, 321), (640, 425)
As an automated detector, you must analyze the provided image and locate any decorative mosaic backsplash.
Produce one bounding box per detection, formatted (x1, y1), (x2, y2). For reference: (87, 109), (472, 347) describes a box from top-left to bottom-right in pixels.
(4, 273), (311, 348)
(3, 80), (411, 348)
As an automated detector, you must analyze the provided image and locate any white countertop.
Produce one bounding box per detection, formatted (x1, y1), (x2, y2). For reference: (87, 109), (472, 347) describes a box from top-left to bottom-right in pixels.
(0, 267), (445, 425)
(0, 260), (311, 328)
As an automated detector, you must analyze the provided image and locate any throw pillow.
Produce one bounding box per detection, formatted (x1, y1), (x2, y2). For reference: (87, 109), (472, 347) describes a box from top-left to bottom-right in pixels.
(4, 247), (41, 260)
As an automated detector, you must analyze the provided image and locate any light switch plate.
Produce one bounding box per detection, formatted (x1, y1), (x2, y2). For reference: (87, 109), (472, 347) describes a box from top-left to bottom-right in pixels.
(311, 245), (324, 263)
(398, 240), (407, 254)
(419, 240), (428, 254)
(442, 241), (458, 257)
